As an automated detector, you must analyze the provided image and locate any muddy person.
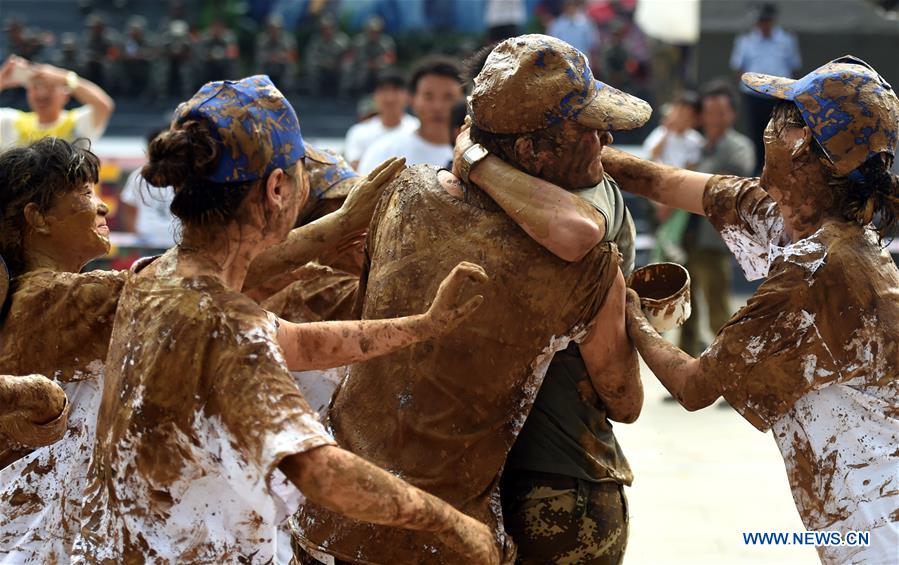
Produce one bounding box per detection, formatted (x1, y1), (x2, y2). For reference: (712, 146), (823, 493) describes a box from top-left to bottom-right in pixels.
(492, 55), (899, 563)
(71, 75), (498, 563)
(0, 118), (407, 561)
(291, 34), (650, 564)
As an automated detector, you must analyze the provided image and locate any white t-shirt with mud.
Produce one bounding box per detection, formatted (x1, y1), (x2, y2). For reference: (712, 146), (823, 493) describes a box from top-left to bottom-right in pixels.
(344, 114), (419, 165)
(0, 106), (106, 149)
(356, 128), (452, 174)
(641, 126), (703, 168)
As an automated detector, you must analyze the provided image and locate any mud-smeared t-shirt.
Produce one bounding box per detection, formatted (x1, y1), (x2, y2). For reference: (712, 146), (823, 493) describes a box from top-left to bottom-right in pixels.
(74, 256), (334, 563)
(0, 269), (124, 563)
(292, 165), (620, 563)
(262, 262), (359, 323)
(701, 175), (899, 564)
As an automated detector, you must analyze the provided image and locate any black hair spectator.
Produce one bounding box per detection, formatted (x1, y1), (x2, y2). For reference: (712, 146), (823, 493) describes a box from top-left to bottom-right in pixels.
(409, 56), (462, 94)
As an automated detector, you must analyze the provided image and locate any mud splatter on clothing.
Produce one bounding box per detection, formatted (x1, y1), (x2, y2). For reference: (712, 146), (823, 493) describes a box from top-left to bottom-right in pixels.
(0, 269), (123, 562)
(292, 165), (619, 563)
(701, 175), (899, 564)
(262, 263), (358, 323)
(74, 253), (333, 562)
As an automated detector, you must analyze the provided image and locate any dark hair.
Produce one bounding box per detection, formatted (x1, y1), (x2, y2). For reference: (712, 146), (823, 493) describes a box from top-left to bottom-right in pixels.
(145, 126), (168, 146)
(142, 121), (261, 226)
(672, 90), (701, 114)
(464, 45), (494, 89)
(770, 101), (899, 238)
(374, 68), (406, 91)
(0, 137), (100, 277)
(700, 79), (738, 111)
(449, 99), (468, 144)
(409, 56), (462, 94)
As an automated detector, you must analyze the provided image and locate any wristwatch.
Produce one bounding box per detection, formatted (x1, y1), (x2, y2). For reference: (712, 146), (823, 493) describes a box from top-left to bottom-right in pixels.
(459, 143), (490, 185)
(65, 71), (80, 91)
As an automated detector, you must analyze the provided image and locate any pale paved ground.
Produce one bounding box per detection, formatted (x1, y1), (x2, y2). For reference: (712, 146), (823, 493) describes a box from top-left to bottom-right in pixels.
(615, 360), (819, 565)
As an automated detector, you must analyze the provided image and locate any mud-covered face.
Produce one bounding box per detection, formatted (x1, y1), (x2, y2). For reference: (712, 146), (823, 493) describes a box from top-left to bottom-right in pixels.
(40, 183), (110, 267)
(533, 120), (612, 189)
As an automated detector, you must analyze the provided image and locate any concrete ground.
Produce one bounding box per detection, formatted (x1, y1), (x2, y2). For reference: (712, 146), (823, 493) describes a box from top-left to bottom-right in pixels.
(615, 361), (819, 565)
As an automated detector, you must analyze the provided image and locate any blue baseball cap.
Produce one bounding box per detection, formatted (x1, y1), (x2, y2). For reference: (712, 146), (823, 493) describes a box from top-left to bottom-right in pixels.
(471, 34), (651, 134)
(304, 146), (360, 201)
(742, 56), (899, 180)
(173, 75), (307, 183)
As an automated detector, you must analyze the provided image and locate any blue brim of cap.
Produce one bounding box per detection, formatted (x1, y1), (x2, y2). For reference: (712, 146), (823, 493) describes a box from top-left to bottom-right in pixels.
(741, 72), (799, 101)
(304, 145), (338, 165)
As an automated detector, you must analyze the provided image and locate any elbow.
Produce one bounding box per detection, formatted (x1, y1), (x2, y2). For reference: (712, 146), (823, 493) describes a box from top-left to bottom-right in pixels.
(556, 218), (604, 262)
(678, 387), (718, 412)
(608, 403), (641, 424)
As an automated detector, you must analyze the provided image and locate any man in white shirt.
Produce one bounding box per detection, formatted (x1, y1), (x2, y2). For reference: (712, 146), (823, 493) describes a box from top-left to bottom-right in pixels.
(357, 56), (463, 174)
(119, 129), (179, 249)
(0, 55), (114, 149)
(343, 69), (418, 169)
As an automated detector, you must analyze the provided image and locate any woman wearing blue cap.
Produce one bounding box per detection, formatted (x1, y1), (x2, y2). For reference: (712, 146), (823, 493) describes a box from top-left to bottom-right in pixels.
(458, 55), (899, 563)
(72, 76), (499, 563)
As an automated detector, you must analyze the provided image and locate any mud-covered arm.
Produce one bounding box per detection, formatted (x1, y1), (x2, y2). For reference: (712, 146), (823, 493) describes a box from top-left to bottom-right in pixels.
(276, 262), (487, 371)
(601, 146), (711, 216)
(243, 158), (405, 300)
(279, 445), (500, 564)
(580, 271), (643, 422)
(624, 290), (720, 410)
(454, 129), (605, 262)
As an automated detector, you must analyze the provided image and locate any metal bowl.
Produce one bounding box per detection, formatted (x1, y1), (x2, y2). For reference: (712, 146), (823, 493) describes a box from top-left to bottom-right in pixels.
(627, 262), (692, 332)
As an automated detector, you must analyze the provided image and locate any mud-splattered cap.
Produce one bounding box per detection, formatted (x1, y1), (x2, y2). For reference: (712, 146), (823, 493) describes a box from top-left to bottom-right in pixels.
(304, 146), (360, 201)
(743, 55), (899, 180)
(174, 75), (310, 183)
(470, 34), (651, 134)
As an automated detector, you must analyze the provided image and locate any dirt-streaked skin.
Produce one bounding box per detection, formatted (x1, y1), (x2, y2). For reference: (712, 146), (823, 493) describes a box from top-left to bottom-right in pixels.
(0, 374), (68, 446)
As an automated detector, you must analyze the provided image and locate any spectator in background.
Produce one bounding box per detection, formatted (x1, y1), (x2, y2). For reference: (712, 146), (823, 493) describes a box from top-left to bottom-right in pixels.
(52, 33), (84, 77)
(305, 15), (349, 97)
(120, 16), (154, 98)
(679, 81), (754, 358)
(3, 17), (44, 60)
(730, 2), (800, 174)
(198, 19), (239, 84)
(357, 56), (463, 174)
(546, 0), (600, 64)
(344, 16), (396, 97)
(119, 127), (178, 249)
(484, 0), (527, 44)
(0, 55), (114, 149)
(255, 15), (296, 92)
(642, 91), (703, 264)
(159, 20), (193, 99)
(344, 69), (419, 169)
(82, 13), (119, 91)
(599, 13), (650, 95)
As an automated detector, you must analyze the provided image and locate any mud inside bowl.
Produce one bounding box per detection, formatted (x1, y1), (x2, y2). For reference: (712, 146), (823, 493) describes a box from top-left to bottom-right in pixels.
(627, 262), (692, 332)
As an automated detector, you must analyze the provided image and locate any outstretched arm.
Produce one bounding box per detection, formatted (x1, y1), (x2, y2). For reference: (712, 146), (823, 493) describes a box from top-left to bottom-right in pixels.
(280, 445), (500, 564)
(453, 129), (605, 262)
(243, 157), (405, 300)
(624, 290), (719, 411)
(276, 262), (487, 371)
(579, 271), (643, 423)
(601, 147), (710, 215)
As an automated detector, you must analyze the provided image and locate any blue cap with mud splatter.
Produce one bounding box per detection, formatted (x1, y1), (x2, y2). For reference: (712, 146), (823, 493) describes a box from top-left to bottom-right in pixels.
(174, 75), (306, 183)
(304, 146), (360, 201)
(743, 56), (899, 181)
(470, 34), (651, 134)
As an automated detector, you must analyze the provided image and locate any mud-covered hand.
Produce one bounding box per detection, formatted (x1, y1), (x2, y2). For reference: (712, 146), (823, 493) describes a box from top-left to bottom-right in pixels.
(436, 513), (501, 565)
(624, 288), (652, 338)
(421, 261), (488, 337)
(451, 120), (474, 178)
(0, 374), (69, 447)
(338, 157), (406, 231)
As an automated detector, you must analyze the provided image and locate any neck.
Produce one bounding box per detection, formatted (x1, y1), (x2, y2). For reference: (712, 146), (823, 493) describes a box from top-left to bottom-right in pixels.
(705, 128), (727, 146)
(36, 109), (62, 125)
(417, 122), (448, 145)
(24, 247), (84, 274)
(177, 227), (265, 292)
(380, 113), (402, 128)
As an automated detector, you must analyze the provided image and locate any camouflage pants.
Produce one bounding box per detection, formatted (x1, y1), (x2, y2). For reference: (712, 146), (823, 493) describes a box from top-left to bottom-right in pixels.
(501, 471), (628, 565)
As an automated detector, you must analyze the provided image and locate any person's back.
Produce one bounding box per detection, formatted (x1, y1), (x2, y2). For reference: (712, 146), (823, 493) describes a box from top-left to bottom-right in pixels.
(293, 165), (619, 562)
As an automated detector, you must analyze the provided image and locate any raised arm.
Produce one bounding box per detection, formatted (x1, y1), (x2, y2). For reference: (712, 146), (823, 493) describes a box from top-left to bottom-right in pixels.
(277, 262), (487, 371)
(601, 147), (710, 215)
(279, 445), (501, 564)
(579, 270), (643, 423)
(453, 129), (605, 262)
(0, 374), (69, 447)
(37, 62), (115, 130)
(624, 290), (720, 411)
(243, 157), (405, 300)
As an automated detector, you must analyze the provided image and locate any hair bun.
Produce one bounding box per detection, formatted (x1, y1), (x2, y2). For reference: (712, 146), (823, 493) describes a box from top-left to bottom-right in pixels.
(142, 121), (219, 189)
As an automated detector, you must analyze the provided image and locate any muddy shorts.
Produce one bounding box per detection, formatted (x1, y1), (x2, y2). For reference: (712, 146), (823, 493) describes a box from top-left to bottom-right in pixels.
(501, 470), (628, 565)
